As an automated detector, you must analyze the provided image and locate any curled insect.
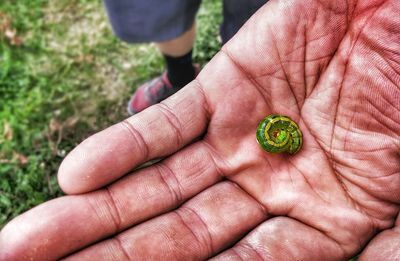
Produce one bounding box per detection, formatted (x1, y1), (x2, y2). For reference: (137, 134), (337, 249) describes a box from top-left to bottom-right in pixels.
(256, 114), (303, 155)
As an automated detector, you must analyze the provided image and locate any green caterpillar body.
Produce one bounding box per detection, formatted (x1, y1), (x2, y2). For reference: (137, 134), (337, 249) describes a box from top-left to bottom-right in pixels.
(256, 114), (303, 154)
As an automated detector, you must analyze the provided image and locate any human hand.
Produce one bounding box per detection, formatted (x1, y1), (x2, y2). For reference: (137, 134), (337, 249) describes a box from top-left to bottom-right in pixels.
(1, 0), (399, 260)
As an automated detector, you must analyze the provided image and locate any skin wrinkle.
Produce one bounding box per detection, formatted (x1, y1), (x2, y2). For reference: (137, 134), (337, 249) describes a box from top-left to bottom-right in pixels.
(230, 247), (247, 261)
(368, 202), (399, 224)
(293, 21), (310, 102)
(299, 5), (347, 100)
(230, 181), (269, 219)
(286, 159), (331, 205)
(334, 153), (395, 180)
(336, 173), (376, 228)
(337, 123), (395, 147)
(200, 140), (229, 180)
(233, 3), (349, 114)
(341, 187), (398, 223)
(156, 163), (183, 205)
(297, 116), (329, 153)
(238, 242), (266, 261)
(305, 125), (332, 150)
(306, 89), (382, 238)
(174, 208), (213, 257)
(110, 237), (131, 261)
(223, 45), (306, 119)
(286, 162), (374, 254)
(257, 74), (295, 87)
(184, 206), (215, 256)
(336, 136), (396, 153)
(364, 95), (400, 135)
(271, 68), (306, 85)
(287, 214), (348, 258)
(342, 104), (356, 152)
(348, 177), (400, 206)
(304, 53), (336, 63)
(333, 170), (383, 215)
(303, 22), (309, 100)
(326, 3), (385, 213)
(337, 175), (399, 205)
(374, 75), (400, 106)
(86, 193), (119, 236)
(333, 164), (399, 222)
(270, 22), (301, 112)
(302, 0), (351, 98)
(385, 57), (400, 76)
(288, 178), (377, 256)
(268, 217), (347, 260)
(379, 81), (400, 112)
(329, 64), (348, 197)
(364, 34), (400, 63)
(375, 66), (400, 91)
(192, 79), (212, 121)
(367, 170), (400, 180)
(258, 154), (279, 207)
(290, 118), (346, 212)
(225, 154), (263, 181)
(283, 6), (344, 59)
(287, 165), (296, 194)
(156, 103), (184, 150)
(60, 142), (228, 258)
(121, 119), (149, 163)
(255, 65), (284, 87)
(187, 149), (219, 182)
(359, 211), (400, 260)
(366, 98), (398, 134)
(315, 0), (352, 16)
(47, 194), (127, 258)
(104, 188), (123, 233)
(220, 49), (271, 110)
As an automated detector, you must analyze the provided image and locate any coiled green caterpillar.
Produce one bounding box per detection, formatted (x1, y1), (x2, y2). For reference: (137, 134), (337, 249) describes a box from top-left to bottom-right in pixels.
(256, 114), (303, 154)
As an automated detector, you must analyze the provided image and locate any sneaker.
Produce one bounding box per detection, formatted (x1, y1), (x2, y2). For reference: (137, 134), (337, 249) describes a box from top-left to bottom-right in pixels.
(127, 65), (200, 115)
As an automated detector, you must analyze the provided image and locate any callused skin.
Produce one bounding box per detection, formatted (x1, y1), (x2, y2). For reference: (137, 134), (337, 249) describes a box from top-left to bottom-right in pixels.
(1, 0), (399, 260)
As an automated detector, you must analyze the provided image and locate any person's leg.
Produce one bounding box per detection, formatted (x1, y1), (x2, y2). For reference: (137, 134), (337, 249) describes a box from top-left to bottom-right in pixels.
(157, 23), (197, 88)
(220, 0), (267, 44)
(103, 0), (201, 114)
(157, 23), (196, 57)
(127, 23), (200, 115)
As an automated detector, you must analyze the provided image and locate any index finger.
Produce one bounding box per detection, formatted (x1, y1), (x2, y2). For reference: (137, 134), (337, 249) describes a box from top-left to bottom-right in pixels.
(58, 81), (209, 194)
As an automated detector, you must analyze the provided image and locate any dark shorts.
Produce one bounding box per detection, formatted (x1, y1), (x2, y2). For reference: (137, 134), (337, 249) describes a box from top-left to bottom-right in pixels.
(103, 0), (267, 44)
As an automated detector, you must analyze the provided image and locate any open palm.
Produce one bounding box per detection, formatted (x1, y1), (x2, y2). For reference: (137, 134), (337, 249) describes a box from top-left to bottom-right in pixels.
(1, 0), (399, 260)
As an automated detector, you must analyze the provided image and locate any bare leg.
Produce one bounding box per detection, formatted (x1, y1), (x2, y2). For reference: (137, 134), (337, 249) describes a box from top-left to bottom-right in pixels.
(156, 23), (196, 57)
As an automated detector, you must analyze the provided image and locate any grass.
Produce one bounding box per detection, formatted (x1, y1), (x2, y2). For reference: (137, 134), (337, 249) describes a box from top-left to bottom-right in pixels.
(0, 0), (222, 227)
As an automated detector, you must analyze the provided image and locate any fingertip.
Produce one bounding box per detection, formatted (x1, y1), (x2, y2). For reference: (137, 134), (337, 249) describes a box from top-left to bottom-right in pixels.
(57, 156), (81, 195)
(0, 229), (15, 260)
(57, 133), (111, 194)
(57, 121), (148, 194)
(57, 142), (92, 195)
